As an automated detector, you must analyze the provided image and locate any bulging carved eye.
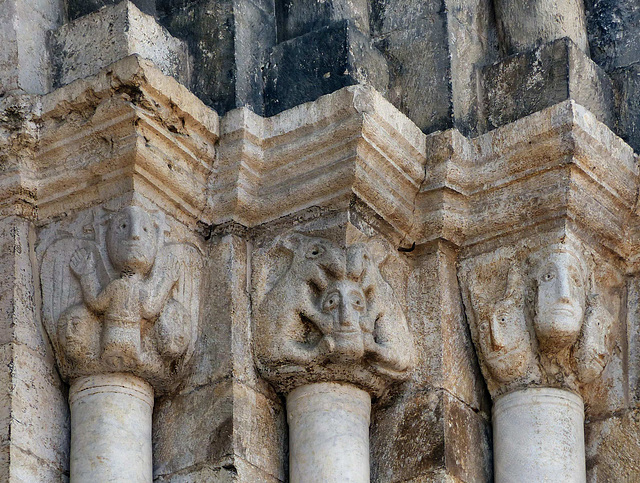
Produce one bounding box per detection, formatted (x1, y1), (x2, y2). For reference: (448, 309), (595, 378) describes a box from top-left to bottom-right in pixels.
(307, 244), (325, 259)
(542, 272), (555, 282)
(121, 223), (127, 230)
(323, 294), (339, 311)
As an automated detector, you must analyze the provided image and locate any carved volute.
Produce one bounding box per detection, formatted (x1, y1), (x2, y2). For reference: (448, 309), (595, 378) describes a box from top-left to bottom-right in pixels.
(40, 205), (203, 393)
(461, 242), (615, 397)
(253, 233), (415, 396)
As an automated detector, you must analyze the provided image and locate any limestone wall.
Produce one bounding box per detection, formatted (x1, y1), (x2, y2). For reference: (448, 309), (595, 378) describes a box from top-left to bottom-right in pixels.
(0, 1), (639, 482)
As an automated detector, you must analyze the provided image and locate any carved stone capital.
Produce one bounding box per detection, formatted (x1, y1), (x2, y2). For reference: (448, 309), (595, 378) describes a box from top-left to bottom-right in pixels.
(40, 204), (203, 393)
(461, 240), (616, 397)
(253, 233), (415, 396)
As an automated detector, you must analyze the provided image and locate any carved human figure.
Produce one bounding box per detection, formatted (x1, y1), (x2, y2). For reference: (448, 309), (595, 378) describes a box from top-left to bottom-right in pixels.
(470, 243), (613, 393)
(69, 206), (182, 364)
(254, 233), (414, 393)
(40, 205), (202, 387)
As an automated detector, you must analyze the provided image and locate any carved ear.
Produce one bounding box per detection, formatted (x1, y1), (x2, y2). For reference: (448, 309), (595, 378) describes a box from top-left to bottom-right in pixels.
(366, 238), (392, 267)
(503, 264), (525, 302)
(278, 232), (306, 254)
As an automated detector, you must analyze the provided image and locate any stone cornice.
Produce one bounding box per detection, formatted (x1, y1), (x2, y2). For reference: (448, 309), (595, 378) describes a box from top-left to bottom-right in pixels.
(211, 85), (427, 240)
(421, 101), (640, 265)
(33, 55), (219, 227)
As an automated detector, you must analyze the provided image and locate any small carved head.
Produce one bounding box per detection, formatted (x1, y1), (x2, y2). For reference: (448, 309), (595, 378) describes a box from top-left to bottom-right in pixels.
(526, 245), (588, 352)
(106, 206), (159, 275)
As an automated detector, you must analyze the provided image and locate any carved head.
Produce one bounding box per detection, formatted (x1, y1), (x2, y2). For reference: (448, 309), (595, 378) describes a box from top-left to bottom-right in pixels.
(254, 233), (414, 394)
(106, 206), (158, 275)
(527, 245), (588, 351)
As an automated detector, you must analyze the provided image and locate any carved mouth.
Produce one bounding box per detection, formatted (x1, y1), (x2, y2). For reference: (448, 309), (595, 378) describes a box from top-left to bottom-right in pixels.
(550, 306), (576, 317)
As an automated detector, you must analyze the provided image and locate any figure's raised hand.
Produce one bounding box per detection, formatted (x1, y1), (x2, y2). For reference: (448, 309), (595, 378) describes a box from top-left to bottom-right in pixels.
(70, 247), (97, 277)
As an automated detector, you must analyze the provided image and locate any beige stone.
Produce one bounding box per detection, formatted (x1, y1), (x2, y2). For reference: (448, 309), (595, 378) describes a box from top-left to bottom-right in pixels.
(51, 2), (190, 88)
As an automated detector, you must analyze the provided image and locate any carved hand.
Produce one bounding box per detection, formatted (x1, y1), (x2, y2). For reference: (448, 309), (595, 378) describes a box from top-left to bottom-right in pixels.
(70, 247), (97, 277)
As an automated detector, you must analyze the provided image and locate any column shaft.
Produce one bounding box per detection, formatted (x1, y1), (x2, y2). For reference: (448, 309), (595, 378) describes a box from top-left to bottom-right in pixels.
(287, 382), (371, 483)
(493, 387), (586, 483)
(69, 373), (154, 482)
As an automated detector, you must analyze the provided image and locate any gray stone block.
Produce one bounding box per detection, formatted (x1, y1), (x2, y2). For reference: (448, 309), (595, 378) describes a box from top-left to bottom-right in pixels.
(612, 62), (640, 153)
(67, 0), (156, 20)
(482, 37), (614, 130)
(159, 0), (275, 115)
(264, 20), (389, 116)
(51, 1), (190, 88)
(585, 0), (640, 71)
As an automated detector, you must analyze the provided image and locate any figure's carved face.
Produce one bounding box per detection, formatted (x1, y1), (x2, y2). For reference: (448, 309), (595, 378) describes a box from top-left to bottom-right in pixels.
(320, 279), (367, 361)
(532, 250), (586, 350)
(107, 206), (158, 274)
(321, 280), (367, 334)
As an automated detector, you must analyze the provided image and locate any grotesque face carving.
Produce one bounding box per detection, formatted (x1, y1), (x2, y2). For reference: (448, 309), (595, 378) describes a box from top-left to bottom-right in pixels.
(319, 280), (368, 361)
(531, 249), (586, 350)
(107, 206), (158, 275)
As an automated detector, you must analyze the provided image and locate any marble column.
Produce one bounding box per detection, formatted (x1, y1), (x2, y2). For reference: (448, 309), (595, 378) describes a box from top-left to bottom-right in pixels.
(287, 382), (371, 483)
(70, 373), (154, 482)
(493, 388), (585, 483)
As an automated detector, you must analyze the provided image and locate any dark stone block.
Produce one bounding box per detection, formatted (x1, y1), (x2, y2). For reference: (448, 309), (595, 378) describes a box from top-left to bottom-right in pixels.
(159, 0), (275, 115)
(585, 0), (640, 71)
(276, 0), (369, 41)
(263, 20), (388, 116)
(612, 62), (640, 153)
(373, 11), (453, 134)
(482, 37), (614, 130)
(67, 0), (156, 20)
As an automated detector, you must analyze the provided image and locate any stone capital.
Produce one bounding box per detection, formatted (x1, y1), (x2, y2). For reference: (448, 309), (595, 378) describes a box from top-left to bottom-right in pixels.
(460, 239), (617, 398)
(253, 232), (415, 396)
(40, 203), (203, 393)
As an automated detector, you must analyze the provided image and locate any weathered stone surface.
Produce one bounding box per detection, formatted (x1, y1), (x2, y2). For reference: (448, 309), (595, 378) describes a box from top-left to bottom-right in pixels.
(482, 38), (614, 131)
(67, 0), (157, 20)
(460, 237), (621, 399)
(39, 203), (203, 392)
(278, 0), (370, 41)
(0, 0), (63, 95)
(253, 232), (415, 396)
(52, 1), (190, 88)
(586, 410), (640, 481)
(153, 380), (286, 482)
(611, 63), (640, 153)
(371, 0), (498, 135)
(371, 389), (491, 482)
(264, 20), (389, 116)
(494, 0), (588, 54)
(159, 0), (276, 115)
(585, 0), (640, 72)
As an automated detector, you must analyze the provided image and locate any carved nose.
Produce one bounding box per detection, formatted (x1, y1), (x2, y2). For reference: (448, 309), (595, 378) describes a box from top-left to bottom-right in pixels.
(338, 302), (359, 330)
(556, 273), (572, 301)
